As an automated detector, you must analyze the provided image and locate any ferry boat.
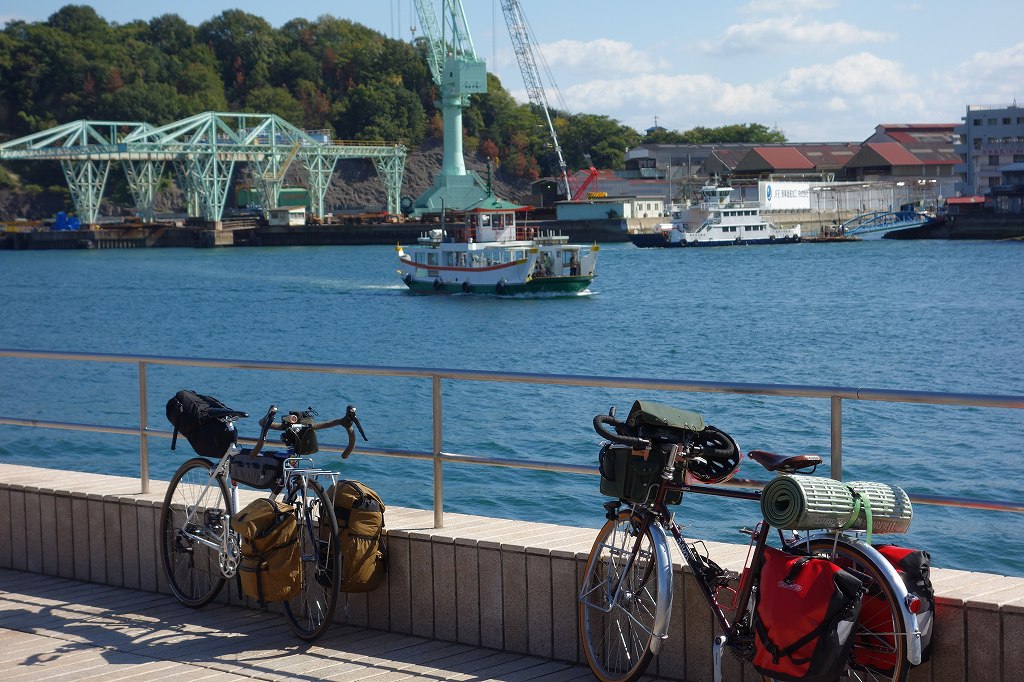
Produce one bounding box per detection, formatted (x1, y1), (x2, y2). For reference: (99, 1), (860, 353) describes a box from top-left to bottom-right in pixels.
(628, 184), (801, 247)
(396, 195), (598, 295)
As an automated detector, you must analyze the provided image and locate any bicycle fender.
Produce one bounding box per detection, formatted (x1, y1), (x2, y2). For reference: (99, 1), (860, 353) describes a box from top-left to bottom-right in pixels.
(647, 521), (675, 654)
(806, 531), (924, 666)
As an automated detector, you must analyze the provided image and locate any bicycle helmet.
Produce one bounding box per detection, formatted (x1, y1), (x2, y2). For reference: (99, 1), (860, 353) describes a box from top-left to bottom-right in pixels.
(687, 425), (742, 484)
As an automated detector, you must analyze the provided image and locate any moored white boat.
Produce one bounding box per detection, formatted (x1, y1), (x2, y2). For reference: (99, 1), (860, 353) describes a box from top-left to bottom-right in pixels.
(629, 184), (801, 247)
(396, 196), (598, 295)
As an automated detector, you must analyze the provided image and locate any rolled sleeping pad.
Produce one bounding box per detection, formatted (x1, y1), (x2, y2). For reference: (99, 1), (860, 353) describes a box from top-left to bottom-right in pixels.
(761, 474), (857, 530)
(845, 480), (913, 534)
(761, 474), (913, 533)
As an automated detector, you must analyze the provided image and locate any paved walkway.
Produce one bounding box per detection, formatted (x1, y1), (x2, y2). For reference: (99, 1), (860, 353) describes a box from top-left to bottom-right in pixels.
(0, 569), (606, 681)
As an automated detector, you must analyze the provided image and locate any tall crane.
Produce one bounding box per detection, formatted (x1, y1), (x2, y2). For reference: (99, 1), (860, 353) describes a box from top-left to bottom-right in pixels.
(500, 0), (572, 201)
(411, 0), (490, 215)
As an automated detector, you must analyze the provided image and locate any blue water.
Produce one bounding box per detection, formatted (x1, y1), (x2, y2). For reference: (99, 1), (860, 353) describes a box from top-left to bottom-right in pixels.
(1, 240), (1022, 575)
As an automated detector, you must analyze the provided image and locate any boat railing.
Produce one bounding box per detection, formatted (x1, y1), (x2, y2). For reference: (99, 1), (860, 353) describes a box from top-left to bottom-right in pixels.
(1, 349), (1022, 533)
(706, 200), (764, 211)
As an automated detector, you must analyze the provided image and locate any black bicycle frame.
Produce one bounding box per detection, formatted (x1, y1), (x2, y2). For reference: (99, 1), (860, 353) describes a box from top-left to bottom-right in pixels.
(648, 477), (772, 640)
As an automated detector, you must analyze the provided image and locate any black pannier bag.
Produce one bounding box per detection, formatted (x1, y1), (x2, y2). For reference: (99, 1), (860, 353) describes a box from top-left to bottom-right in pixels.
(753, 546), (864, 682)
(165, 390), (236, 458)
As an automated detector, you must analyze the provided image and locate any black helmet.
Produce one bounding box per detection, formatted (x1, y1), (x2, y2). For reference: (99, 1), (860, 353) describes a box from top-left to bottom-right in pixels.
(687, 425), (742, 484)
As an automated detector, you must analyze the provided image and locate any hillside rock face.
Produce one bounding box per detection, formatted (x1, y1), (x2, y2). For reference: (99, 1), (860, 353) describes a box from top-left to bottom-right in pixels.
(0, 138), (532, 221)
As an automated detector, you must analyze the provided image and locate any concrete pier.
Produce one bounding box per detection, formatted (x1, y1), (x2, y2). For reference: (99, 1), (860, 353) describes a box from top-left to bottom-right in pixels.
(2, 462), (1024, 681)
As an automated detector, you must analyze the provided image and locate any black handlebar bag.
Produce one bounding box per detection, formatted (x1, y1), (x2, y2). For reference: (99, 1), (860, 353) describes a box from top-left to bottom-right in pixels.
(165, 390), (236, 458)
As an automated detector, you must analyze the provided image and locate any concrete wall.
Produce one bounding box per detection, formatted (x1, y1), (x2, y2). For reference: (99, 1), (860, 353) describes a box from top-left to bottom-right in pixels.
(2, 462), (1023, 681)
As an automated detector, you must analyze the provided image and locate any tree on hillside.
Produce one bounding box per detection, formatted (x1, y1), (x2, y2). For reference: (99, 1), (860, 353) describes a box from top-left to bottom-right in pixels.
(643, 122), (786, 145)
(197, 10), (277, 106)
(562, 114), (641, 170)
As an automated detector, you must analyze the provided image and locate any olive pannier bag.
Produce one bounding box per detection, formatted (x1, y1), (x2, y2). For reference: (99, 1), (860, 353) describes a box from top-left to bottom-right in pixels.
(326, 481), (388, 593)
(165, 390), (236, 458)
(230, 498), (301, 604)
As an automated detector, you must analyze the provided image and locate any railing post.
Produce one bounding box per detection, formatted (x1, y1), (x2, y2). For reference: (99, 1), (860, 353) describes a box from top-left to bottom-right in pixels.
(830, 395), (842, 481)
(138, 361), (150, 494)
(432, 375), (443, 528)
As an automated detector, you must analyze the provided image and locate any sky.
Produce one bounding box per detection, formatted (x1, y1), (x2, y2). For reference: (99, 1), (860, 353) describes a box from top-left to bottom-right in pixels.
(4, 0), (1024, 142)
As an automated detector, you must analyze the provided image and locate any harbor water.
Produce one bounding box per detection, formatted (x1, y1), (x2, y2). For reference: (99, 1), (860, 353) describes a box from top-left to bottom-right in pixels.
(1, 239), (1022, 576)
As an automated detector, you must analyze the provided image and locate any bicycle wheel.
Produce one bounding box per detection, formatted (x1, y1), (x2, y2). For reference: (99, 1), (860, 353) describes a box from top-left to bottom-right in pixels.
(579, 511), (666, 682)
(282, 477), (340, 641)
(160, 457), (230, 608)
(806, 538), (911, 682)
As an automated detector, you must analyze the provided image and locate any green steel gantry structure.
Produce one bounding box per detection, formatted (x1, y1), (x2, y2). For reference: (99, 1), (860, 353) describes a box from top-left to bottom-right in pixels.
(0, 111), (407, 226)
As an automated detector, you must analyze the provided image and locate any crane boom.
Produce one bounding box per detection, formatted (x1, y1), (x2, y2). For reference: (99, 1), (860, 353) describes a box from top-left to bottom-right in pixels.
(410, 0), (489, 214)
(500, 0), (570, 200)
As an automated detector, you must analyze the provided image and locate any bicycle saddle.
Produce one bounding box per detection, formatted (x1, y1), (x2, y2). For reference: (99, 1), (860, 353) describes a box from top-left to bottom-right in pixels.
(748, 449), (821, 473)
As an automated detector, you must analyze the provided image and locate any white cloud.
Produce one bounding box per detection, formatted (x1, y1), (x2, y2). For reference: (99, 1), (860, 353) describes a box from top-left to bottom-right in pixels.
(941, 41), (1024, 104)
(826, 97), (849, 112)
(779, 52), (915, 97)
(536, 38), (670, 75)
(706, 16), (895, 54)
(547, 50), (936, 140)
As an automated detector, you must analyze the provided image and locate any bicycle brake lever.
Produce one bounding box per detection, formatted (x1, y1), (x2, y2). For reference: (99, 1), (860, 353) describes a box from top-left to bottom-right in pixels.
(353, 416), (367, 441)
(345, 405), (368, 440)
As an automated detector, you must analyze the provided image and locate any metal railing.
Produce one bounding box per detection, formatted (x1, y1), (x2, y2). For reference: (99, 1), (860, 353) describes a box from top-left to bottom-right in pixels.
(2, 348), (1023, 529)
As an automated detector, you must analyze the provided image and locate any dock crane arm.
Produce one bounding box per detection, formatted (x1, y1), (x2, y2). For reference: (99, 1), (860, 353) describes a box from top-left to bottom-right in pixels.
(410, 0), (488, 211)
(413, 0), (481, 99)
(500, 0), (571, 201)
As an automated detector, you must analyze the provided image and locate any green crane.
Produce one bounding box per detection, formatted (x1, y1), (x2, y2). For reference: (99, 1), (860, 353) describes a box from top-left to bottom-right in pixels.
(411, 0), (490, 216)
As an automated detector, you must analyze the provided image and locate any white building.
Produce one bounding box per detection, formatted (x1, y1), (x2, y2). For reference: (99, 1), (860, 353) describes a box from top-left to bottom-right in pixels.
(954, 103), (1024, 196)
(554, 196), (665, 221)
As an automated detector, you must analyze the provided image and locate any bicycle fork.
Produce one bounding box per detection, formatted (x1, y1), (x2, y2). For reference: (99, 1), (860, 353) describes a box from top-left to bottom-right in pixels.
(579, 514), (675, 654)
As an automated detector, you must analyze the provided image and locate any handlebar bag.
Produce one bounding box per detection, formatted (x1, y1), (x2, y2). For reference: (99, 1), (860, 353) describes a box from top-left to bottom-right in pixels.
(753, 546), (864, 681)
(230, 498), (301, 604)
(855, 544), (934, 672)
(165, 390), (236, 458)
(282, 420), (318, 456)
(625, 400), (704, 436)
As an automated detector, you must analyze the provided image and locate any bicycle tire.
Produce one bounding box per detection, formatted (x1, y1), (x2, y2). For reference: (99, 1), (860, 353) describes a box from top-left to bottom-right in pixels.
(804, 538), (911, 682)
(282, 477), (340, 641)
(579, 511), (665, 682)
(160, 457), (231, 608)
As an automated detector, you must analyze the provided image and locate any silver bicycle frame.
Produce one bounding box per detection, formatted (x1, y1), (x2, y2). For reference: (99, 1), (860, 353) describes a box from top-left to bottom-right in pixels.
(175, 442), (242, 576)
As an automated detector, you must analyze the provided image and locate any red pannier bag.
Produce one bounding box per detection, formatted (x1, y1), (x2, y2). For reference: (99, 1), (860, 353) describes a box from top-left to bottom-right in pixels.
(753, 546), (864, 682)
(855, 545), (934, 672)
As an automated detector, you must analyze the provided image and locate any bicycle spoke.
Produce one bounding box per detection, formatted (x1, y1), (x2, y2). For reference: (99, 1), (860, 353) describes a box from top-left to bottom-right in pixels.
(160, 458), (229, 608)
(580, 511), (663, 682)
(283, 478), (339, 641)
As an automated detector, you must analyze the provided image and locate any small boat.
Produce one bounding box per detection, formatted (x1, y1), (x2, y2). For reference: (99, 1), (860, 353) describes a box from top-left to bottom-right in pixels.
(629, 184), (801, 247)
(396, 194), (598, 295)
